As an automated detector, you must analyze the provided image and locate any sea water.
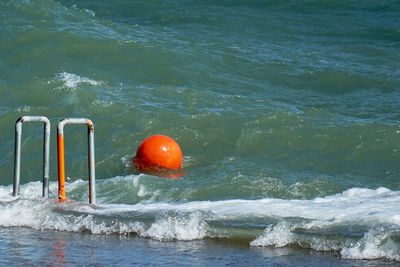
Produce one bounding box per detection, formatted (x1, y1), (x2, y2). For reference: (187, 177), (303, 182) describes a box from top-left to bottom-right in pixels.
(0, 0), (400, 265)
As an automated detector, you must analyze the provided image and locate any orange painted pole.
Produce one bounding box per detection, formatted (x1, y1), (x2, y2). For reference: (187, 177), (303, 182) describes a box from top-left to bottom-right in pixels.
(57, 133), (66, 203)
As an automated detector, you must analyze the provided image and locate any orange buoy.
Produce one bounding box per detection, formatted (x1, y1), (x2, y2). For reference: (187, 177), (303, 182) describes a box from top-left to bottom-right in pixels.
(133, 135), (182, 173)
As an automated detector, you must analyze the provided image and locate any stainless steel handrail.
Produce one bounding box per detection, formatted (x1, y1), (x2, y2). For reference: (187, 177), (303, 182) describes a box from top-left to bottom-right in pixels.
(13, 116), (50, 197)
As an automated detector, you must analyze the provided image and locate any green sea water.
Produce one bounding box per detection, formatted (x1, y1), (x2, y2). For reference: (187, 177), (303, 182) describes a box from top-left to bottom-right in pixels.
(1, 0), (400, 264)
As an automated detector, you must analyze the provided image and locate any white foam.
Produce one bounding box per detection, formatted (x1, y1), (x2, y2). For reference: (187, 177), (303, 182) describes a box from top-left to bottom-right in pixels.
(120, 155), (133, 168)
(50, 72), (102, 91)
(40, 213), (145, 235)
(250, 221), (294, 247)
(143, 212), (208, 241)
(341, 228), (400, 261)
(87, 187), (400, 226)
(0, 184), (14, 200)
(1, 181), (400, 260)
(4, 182), (400, 227)
(0, 198), (50, 227)
(92, 99), (113, 107)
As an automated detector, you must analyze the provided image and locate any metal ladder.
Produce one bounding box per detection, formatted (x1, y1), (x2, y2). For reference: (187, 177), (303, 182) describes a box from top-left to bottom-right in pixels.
(13, 116), (96, 204)
(57, 118), (96, 204)
(13, 116), (50, 198)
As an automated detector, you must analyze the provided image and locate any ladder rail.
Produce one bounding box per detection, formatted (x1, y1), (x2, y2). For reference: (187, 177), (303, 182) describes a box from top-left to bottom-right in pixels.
(57, 118), (96, 204)
(13, 116), (50, 197)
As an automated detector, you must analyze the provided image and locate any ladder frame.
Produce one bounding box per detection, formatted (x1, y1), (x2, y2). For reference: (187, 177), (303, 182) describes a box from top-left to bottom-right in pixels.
(57, 118), (96, 204)
(13, 116), (50, 197)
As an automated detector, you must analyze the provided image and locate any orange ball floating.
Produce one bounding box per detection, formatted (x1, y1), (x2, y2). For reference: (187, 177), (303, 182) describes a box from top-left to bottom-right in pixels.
(133, 135), (183, 173)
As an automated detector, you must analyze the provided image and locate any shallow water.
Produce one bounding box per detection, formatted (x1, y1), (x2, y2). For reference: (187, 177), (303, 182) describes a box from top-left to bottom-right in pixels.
(0, 227), (396, 266)
(1, 0), (400, 264)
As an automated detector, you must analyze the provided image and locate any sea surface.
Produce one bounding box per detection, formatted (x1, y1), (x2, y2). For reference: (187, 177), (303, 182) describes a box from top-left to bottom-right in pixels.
(1, 0), (400, 265)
